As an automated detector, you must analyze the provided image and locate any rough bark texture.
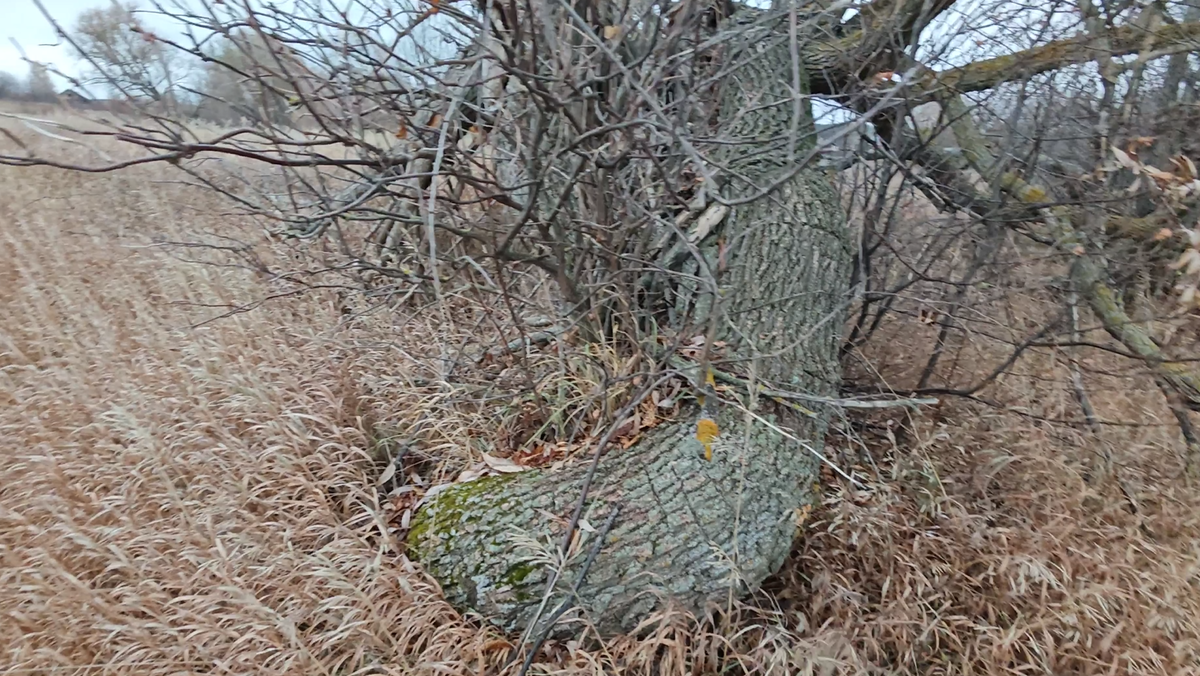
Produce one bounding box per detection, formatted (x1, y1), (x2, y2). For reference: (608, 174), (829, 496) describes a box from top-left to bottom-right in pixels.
(407, 14), (852, 636)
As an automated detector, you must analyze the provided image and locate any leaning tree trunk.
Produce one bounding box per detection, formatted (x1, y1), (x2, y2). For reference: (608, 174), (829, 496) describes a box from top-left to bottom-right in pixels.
(407, 14), (853, 637)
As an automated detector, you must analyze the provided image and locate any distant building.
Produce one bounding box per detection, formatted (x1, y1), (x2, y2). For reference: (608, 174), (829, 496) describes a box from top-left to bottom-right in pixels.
(59, 88), (97, 108)
(56, 88), (134, 115)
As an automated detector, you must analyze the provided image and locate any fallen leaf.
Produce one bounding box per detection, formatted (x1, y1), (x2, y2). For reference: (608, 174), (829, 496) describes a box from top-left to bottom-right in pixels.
(1155, 227), (1175, 241)
(1171, 155), (1197, 182)
(456, 129), (477, 151)
(688, 204), (728, 243)
(1182, 285), (1197, 306)
(612, 415), (637, 439)
(1146, 166), (1176, 185)
(603, 25), (621, 40)
(1170, 249), (1199, 270)
(457, 467), (486, 483)
(481, 639), (514, 655)
(794, 504), (813, 527)
(1112, 145), (1138, 170)
(640, 397), (658, 428)
(482, 452), (529, 473)
(388, 485), (416, 498)
(377, 460), (397, 486)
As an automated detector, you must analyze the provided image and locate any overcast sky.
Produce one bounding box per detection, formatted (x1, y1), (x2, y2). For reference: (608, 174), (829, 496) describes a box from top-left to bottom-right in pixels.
(2, 0), (93, 83)
(1, 0), (179, 86)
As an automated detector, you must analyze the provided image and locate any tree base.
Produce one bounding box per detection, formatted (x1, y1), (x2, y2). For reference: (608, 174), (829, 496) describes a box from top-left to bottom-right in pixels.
(406, 409), (821, 636)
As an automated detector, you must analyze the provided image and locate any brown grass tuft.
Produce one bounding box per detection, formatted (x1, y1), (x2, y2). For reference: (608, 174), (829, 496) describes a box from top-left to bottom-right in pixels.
(2, 116), (1199, 675)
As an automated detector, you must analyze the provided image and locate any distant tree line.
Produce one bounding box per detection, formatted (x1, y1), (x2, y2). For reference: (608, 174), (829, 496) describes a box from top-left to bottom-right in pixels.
(2, 1), (294, 126)
(0, 63), (59, 103)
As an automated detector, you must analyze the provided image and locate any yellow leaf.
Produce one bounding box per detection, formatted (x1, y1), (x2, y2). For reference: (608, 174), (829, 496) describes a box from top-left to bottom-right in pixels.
(794, 504), (813, 527)
(696, 417), (718, 461)
(603, 25), (621, 40)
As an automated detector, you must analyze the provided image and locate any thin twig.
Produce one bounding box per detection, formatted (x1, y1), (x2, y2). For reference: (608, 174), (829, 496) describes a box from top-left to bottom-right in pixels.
(515, 504), (621, 676)
(669, 354), (939, 410)
(514, 372), (676, 654)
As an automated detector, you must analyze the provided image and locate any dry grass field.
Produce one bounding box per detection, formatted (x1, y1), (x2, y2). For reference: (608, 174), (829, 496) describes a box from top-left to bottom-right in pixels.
(2, 116), (1200, 675)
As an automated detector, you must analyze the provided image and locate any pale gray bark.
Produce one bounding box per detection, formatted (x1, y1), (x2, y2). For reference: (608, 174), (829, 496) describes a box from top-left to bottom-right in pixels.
(406, 14), (852, 636)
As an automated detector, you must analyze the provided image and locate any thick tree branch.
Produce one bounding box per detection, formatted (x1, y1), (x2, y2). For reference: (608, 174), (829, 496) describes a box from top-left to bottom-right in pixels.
(807, 0), (957, 90)
(922, 20), (1200, 97)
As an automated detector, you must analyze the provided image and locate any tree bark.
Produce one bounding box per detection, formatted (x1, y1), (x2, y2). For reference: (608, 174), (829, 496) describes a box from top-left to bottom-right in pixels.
(406, 13), (852, 637)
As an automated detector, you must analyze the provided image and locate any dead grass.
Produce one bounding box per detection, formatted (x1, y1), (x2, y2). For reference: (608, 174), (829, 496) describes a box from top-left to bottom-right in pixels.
(1, 118), (1199, 675)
